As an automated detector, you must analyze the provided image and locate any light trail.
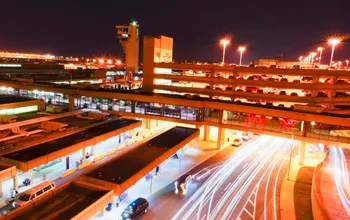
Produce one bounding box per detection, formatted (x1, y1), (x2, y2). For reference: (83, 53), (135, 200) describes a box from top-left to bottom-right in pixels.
(172, 136), (292, 220)
(329, 147), (350, 216)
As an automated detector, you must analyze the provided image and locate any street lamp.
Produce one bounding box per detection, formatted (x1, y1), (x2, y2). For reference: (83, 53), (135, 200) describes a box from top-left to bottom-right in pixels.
(283, 131), (294, 181)
(310, 52), (317, 65)
(317, 47), (323, 65)
(238, 46), (246, 66)
(346, 60), (349, 68)
(328, 38), (341, 66)
(220, 39), (230, 64)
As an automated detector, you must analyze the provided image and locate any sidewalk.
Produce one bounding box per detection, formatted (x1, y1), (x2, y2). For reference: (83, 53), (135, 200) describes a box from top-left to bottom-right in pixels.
(280, 150), (326, 220)
(91, 140), (219, 220)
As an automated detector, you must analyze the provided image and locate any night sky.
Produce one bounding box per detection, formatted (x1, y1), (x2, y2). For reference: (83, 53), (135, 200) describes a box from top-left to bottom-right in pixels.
(1, 0), (349, 64)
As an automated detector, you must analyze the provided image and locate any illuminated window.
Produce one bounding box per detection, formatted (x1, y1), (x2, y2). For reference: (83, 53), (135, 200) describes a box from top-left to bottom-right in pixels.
(0, 105), (38, 115)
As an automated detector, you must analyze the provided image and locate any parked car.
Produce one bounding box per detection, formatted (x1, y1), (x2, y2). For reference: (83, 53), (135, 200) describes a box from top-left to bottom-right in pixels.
(278, 104), (285, 108)
(232, 137), (243, 147)
(15, 181), (56, 207)
(293, 79), (300, 83)
(236, 89), (244, 92)
(265, 102), (274, 106)
(291, 92), (298, 96)
(205, 85), (211, 89)
(257, 89), (264, 94)
(242, 132), (252, 141)
(280, 78), (288, 82)
(336, 79), (347, 84)
(226, 86), (233, 91)
(317, 92), (328, 98)
(215, 87), (222, 90)
(119, 198), (149, 220)
(279, 91), (287, 95)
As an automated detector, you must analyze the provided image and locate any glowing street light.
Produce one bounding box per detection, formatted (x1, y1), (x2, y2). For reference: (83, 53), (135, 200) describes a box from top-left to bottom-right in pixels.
(238, 46), (246, 66)
(299, 56), (303, 64)
(310, 52), (317, 65)
(220, 39), (230, 64)
(107, 59), (112, 64)
(346, 60), (349, 68)
(317, 47), (323, 65)
(116, 60), (122, 65)
(338, 61), (342, 67)
(328, 38), (341, 66)
(98, 59), (104, 64)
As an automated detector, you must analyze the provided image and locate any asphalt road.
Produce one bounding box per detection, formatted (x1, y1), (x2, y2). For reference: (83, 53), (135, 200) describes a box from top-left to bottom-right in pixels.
(141, 135), (294, 220)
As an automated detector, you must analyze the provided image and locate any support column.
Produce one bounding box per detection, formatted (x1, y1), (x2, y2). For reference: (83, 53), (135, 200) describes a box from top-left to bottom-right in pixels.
(217, 127), (222, 150)
(194, 137), (199, 148)
(112, 196), (118, 209)
(156, 120), (159, 127)
(131, 101), (136, 113)
(91, 145), (95, 155)
(299, 141), (306, 165)
(0, 181), (3, 197)
(100, 207), (106, 217)
(28, 169), (33, 181)
(123, 132), (127, 141)
(82, 148), (86, 159)
(144, 119), (151, 130)
(68, 95), (76, 112)
(204, 125), (210, 141)
(13, 172), (18, 190)
(222, 128), (226, 144)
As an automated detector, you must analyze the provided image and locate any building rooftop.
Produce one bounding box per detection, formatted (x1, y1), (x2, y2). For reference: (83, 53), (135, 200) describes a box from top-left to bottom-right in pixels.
(1, 118), (139, 162)
(85, 126), (197, 184)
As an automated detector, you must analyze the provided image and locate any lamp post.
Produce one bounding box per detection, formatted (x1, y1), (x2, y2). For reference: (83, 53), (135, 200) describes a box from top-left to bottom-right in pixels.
(317, 47), (323, 65)
(238, 46), (246, 66)
(328, 38), (341, 66)
(283, 131), (294, 181)
(220, 39), (230, 64)
(310, 52), (316, 65)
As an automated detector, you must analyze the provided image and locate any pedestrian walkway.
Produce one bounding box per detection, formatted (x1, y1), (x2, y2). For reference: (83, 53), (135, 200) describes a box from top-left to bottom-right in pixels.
(280, 148), (326, 220)
(91, 140), (219, 220)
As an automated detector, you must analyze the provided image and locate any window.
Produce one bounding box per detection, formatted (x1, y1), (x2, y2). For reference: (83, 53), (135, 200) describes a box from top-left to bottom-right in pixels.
(43, 185), (52, 192)
(30, 195), (35, 200)
(36, 189), (43, 196)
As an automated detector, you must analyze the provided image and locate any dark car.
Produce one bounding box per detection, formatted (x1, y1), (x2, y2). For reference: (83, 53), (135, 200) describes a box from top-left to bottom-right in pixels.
(257, 89), (264, 94)
(293, 79), (300, 83)
(120, 198), (149, 220)
(247, 76), (255, 80)
(265, 102), (273, 106)
(215, 87), (222, 90)
(226, 86), (233, 91)
(336, 80), (347, 84)
(279, 91), (287, 95)
(291, 92), (298, 96)
(236, 89), (243, 92)
(205, 85), (211, 89)
(280, 78), (288, 82)
(317, 92), (328, 98)
(228, 75), (234, 79)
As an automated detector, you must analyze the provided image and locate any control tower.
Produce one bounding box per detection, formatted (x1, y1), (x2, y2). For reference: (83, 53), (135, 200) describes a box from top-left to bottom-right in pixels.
(116, 21), (140, 81)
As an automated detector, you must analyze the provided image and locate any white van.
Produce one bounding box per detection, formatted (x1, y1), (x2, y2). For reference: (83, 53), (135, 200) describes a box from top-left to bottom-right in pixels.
(15, 181), (56, 207)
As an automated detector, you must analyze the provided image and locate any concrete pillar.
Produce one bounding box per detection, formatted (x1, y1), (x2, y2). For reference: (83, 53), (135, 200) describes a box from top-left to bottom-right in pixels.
(123, 132), (127, 141)
(217, 127), (222, 150)
(204, 125), (210, 141)
(91, 145), (95, 155)
(156, 120), (159, 127)
(131, 101), (136, 113)
(222, 128), (226, 144)
(112, 196), (118, 209)
(299, 141), (306, 165)
(13, 172), (18, 190)
(0, 181), (3, 197)
(144, 118), (151, 130)
(194, 137), (199, 148)
(100, 207), (106, 217)
(28, 169), (33, 181)
(82, 148), (86, 159)
(68, 95), (76, 112)
(142, 36), (156, 92)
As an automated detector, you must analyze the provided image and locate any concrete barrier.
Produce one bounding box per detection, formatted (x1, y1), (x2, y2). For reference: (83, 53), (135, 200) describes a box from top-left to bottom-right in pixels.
(118, 144), (126, 150)
(61, 168), (76, 178)
(127, 139), (135, 145)
(79, 161), (91, 170)
(93, 155), (105, 163)
(106, 148), (117, 156)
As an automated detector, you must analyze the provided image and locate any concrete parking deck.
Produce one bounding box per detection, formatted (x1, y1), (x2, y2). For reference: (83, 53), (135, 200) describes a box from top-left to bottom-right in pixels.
(0, 181), (113, 220)
(0, 118), (141, 171)
(81, 126), (199, 195)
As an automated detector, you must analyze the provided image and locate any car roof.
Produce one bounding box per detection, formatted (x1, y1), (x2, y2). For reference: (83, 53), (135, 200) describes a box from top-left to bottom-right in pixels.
(129, 197), (147, 208)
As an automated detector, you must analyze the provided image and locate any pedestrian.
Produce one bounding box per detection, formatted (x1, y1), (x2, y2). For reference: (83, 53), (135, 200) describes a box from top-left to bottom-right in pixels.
(155, 166), (159, 175)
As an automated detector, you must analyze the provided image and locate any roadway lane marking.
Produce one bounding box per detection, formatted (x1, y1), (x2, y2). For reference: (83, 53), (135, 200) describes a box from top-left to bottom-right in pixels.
(224, 182), (232, 191)
(200, 214), (207, 220)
